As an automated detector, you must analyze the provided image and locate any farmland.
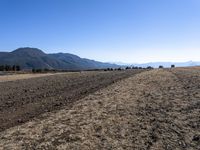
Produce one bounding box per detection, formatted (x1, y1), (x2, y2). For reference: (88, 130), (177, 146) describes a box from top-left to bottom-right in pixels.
(0, 70), (144, 132)
(0, 68), (200, 149)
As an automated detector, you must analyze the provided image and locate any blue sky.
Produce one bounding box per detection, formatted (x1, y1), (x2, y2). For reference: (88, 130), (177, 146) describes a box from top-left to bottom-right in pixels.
(0, 0), (200, 63)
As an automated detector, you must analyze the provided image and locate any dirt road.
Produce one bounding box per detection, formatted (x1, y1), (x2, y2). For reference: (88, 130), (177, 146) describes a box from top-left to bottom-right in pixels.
(0, 68), (200, 149)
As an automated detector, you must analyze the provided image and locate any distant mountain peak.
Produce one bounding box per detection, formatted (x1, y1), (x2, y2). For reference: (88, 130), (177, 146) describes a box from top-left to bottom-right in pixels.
(13, 47), (45, 54)
(11, 47), (46, 58)
(0, 47), (118, 70)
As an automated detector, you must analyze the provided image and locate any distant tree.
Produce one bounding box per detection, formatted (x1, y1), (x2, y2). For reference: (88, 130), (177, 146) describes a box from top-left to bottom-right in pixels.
(36, 69), (42, 73)
(106, 68), (109, 71)
(105, 68), (114, 71)
(32, 68), (36, 73)
(12, 65), (16, 71)
(44, 68), (50, 72)
(5, 65), (11, 71)
(132, 66), (139, 69)
(117, 68), (122, 71)
(126, 66), (131, 70)
(0, 65), (20, 71)
(147, 66), (153, 69)
(16, 65), (21, 71)
(159, 65), (164, 68)
(0, 65), (5, 71)
(171, 64), (175, 68)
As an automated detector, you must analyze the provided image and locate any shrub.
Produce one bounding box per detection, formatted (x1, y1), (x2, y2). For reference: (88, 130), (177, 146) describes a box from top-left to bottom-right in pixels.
(36, 69), (42, 73)
(12, 65), (16, 71)
(0, 65), (5, 71)
(117, 68), (122, 71)
(171, 65), (175, 68)
(0, 65), (21, 71)
(147, 66), (153, 69)
(16, 65), (21, 71)
(32, 68), (36, 73)
(126, 67), (131, 70)
(132, 66), (139, 69)
(44, 68), (50, 72)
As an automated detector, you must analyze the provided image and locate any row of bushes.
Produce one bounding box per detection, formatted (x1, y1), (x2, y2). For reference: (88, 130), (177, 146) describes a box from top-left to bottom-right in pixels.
(0, 64), (175, 73)
(105, 65), (175, 71)
(104, 66), (154, 71)
(159, 65), (175, 68)
(0, 65), (21, 71)
(32, 67), (151, 73)
(32, 68), (57, 73)
(32, 68), (80, 73)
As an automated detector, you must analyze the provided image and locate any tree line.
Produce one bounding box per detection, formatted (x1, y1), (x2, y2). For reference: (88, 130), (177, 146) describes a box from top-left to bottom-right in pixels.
(0, 64), (176, 72)
(0, 65), (21, 71)
(104, 66), (154, 71)
(105, 64), (175, 71)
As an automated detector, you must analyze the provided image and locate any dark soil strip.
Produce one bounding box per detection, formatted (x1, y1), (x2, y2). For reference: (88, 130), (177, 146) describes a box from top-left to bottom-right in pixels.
(0, 70), (144, 132)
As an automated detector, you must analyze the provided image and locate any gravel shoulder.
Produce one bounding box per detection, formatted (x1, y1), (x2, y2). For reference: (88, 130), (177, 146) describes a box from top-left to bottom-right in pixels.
(0, 68), (199, 149)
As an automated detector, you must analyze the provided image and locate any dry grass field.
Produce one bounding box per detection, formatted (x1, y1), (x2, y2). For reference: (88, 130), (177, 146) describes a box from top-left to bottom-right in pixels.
(0, 68), (200, 149)
(0, 72), (66, 83)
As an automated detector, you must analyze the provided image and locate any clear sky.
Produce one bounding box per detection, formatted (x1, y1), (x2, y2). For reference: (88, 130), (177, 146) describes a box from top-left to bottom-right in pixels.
(0, 0), (200, 63)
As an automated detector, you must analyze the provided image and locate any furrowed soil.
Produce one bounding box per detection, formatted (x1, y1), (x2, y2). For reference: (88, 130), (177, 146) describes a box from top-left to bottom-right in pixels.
(0, 68), (200, 149)
(0, 70), (144, 132)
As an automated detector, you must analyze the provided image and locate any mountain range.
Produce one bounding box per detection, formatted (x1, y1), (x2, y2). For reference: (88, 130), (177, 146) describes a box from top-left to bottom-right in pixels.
(112, 61), (200, 68)
(0, 48), (118, 70)
(1, 47), (199, 70)
(130, 61), (200, 68)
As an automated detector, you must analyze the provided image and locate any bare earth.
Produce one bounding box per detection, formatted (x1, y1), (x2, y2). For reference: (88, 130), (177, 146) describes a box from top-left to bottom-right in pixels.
(0, 68), (200, 149)
(0, 70), (143, 132)
(0, 73), (65, 82)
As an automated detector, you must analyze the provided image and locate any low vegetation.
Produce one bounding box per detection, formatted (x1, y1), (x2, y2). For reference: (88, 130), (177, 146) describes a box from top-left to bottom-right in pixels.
(0, 65), (21, 71)
(171, 64), (175, 68)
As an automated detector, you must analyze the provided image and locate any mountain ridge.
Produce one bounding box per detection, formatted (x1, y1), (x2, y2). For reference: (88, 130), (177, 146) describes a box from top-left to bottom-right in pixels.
(0, 47), (118, 70)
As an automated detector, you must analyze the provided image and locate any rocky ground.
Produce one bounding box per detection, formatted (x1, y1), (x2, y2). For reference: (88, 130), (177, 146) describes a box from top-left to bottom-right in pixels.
(0, 68), (200, 149)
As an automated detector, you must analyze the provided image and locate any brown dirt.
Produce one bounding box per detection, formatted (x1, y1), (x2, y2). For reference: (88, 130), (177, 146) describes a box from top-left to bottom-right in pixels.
(0, 68), (200, 149)
(0, 73), (65, 82)
(0, 70), (143, 132)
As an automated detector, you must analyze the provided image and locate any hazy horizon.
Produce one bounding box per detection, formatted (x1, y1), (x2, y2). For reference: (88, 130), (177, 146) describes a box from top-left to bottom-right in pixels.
(0, 0), (200, 63)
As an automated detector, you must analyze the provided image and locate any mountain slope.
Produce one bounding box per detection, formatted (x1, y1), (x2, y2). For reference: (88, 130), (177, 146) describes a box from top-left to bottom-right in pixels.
(0, 48), (67, 69)
(0, 48), (118, 70)
(50, 53), (118, 70)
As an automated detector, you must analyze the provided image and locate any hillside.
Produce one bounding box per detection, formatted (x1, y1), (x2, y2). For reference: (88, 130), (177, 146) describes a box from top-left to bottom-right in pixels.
(0, 48), (118, 70)
(49, 53), (118, 70)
